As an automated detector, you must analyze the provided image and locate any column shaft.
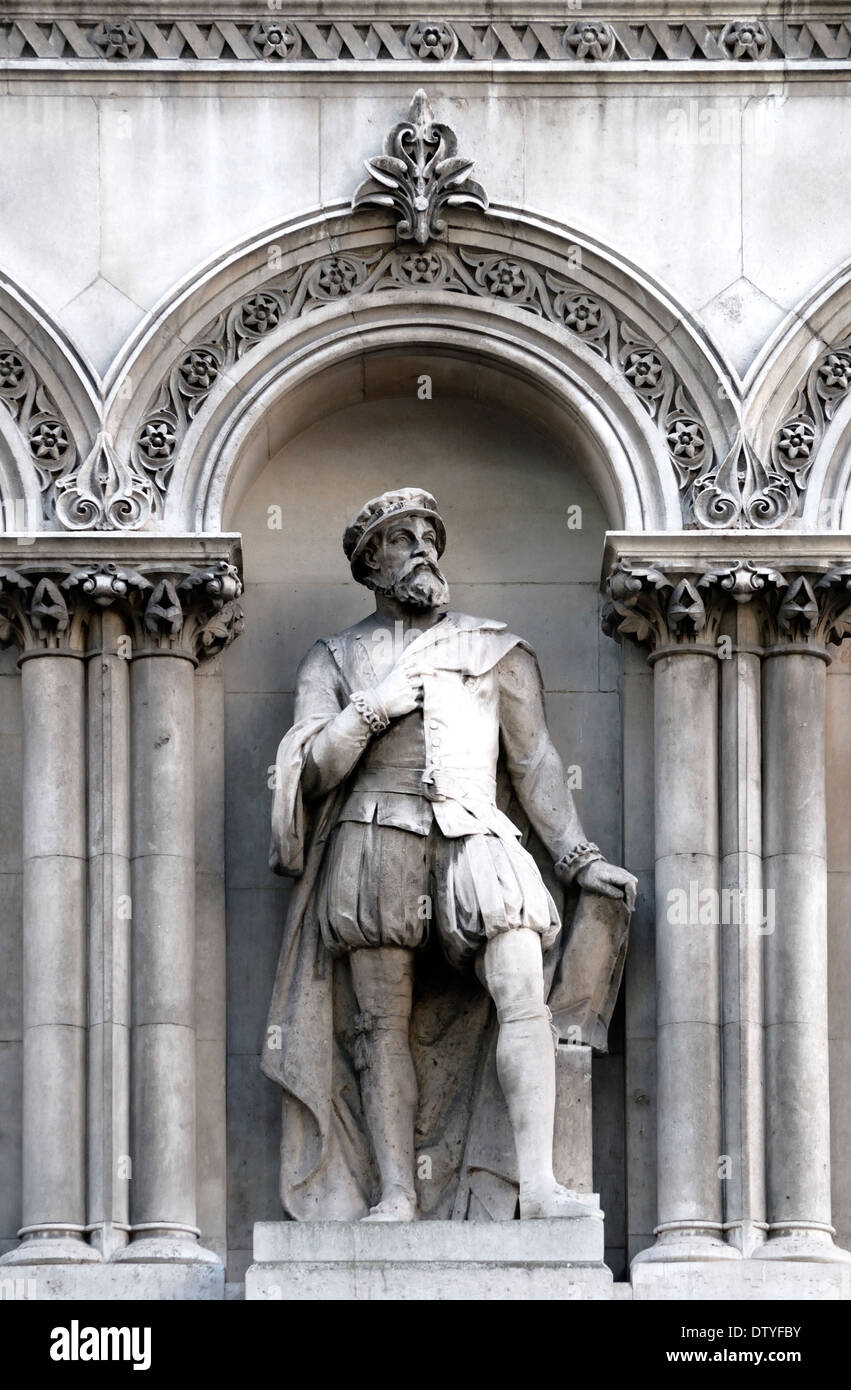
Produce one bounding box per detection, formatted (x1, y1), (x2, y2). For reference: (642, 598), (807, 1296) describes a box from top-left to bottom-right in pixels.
(86, 611), (132, 1257)
(645, 649), (732, 1259)
(4, 651), (98, 1263)
(761, 649), (834, 1254)
(125, 651), (200, 1252)
(719, 606), (766, 1254)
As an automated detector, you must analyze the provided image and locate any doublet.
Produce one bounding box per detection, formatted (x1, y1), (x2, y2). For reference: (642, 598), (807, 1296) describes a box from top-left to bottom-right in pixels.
(311, 613), (562, 966)
(339, 661), (521, 842)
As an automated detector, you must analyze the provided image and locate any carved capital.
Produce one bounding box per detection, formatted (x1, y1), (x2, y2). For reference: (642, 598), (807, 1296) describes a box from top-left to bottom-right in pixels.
(604, 559), (731, 652)
(0, 555), (243, 661)
(133, 560), (244, 662)
(754, 568), (851, 652)
(0, 565), (88, 655)
(602, 558), (771, 653)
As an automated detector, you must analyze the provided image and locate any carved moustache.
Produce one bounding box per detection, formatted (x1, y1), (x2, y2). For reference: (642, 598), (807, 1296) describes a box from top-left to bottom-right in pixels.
(384, 556), (450, 610)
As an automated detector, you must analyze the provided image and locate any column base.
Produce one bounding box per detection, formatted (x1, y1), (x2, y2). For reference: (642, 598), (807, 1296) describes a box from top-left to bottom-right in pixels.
(632, 1258), (851, 1300)
(0, 1261), (223, 1300)
(631, 1229), (742, 1265)
(113, 1234), (222, 1265)
(0, 1235), (101, 1266)
(754, 1229), (851, 1264)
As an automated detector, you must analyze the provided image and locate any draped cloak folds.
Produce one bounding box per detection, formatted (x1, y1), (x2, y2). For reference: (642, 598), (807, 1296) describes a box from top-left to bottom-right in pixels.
(261, 612), (630, 1221)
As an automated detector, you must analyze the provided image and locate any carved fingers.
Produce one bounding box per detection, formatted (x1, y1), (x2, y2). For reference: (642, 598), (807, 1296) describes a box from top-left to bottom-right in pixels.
(576, 860), (638, 913)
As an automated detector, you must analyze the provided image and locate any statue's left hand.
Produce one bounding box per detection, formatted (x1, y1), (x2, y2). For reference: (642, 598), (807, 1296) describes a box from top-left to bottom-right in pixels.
(576, 860), (638, 913)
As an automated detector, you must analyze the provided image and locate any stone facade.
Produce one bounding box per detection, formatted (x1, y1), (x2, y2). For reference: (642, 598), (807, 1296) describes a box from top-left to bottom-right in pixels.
(1, 1), (851, 1300)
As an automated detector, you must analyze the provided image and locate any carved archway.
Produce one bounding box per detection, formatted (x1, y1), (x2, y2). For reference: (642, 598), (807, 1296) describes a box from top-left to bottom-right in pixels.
(746, 257), (851, 529)
(103, 196), (738, 535)
(0, 273), (100, 532)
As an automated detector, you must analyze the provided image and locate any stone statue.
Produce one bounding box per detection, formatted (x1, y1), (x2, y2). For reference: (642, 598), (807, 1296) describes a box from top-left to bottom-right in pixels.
(263, 488), (637, 1222)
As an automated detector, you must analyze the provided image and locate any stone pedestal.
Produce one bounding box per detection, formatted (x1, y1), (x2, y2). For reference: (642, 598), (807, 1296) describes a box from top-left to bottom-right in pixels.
(246, 1217), (612, 1301)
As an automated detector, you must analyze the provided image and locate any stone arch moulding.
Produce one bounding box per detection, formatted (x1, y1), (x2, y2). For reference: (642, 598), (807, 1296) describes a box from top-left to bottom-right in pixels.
(746, 257), (851, 531)
(0, 272), (100, 532)
(105, 198), (740, 537)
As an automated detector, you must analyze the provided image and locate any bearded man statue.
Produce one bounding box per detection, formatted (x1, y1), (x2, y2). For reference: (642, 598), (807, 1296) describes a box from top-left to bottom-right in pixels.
(263, 487), (636, 1222)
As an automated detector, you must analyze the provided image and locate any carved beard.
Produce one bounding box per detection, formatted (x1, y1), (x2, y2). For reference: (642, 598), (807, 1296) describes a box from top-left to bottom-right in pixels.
(366, 557), (450, 611)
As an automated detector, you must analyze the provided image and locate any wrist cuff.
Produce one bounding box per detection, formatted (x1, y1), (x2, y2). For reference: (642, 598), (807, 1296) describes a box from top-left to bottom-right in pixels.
(555, 841), (604, 885)
(349, 689), (390, 735)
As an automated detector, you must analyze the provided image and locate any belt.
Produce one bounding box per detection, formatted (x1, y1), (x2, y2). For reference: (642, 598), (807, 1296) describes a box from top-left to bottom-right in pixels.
(352, 766), (431, 795)
(353, 764), (497, 802)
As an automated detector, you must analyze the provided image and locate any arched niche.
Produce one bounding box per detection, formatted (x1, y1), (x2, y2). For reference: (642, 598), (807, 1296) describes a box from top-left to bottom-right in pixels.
(218, 340), (632, 1273)
(106, 201), (737, 536)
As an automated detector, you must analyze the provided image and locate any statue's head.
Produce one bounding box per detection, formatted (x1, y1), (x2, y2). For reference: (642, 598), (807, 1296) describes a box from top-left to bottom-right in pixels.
(343, 487), (450, 610)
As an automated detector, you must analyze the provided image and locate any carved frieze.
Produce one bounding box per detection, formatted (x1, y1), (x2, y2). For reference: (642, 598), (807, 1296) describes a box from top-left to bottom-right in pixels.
(0, 16), (846, 66)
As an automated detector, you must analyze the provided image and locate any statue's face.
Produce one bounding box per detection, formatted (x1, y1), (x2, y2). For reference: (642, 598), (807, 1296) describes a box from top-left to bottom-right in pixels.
(362, 513), (450, 610)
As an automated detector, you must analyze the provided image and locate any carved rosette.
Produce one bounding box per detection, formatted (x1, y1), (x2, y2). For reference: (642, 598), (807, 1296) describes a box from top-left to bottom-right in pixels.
(405, 21), (458, 61)
(719, 19), (771, 61)
(0, 558), (243, 662)
(563, 20), (617, 62)
(770, 340), (851, 522)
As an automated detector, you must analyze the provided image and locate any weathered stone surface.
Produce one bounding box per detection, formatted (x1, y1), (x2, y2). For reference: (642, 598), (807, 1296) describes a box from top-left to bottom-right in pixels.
(247, 1218), (611, 1300)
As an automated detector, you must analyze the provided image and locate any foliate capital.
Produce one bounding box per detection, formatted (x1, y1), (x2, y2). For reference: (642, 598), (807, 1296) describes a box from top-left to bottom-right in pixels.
(135, 561), (244, 660)
(0, 556), (244, 661)
(602, 559), (728, 651)
(603, 555), (851, 660)
(757, 568), (851, 652)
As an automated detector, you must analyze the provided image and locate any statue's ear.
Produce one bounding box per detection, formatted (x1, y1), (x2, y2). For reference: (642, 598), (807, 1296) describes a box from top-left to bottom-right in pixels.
(361, 536), (381, 572)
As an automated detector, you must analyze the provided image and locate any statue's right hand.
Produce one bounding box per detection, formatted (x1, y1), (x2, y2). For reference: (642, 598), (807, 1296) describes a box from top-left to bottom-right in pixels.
(373, 664), (423, 719)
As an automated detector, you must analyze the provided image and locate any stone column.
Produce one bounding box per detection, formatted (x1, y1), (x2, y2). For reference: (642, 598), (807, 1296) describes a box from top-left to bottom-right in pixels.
(86, 603), (132, 1259)
(194, 655), (228, 1263)
(718, 594), (766, 1256)
(115, 563), (242, 1265)
(0, 573), (98, 1265)
(757, 572), (851, 1262)
(606, 563), (737, 1264)
(620, 639), (657, 1263)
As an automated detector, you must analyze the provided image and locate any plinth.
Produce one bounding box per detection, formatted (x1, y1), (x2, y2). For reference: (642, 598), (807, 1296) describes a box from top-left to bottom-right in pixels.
(246, 1210), (612, 1300)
